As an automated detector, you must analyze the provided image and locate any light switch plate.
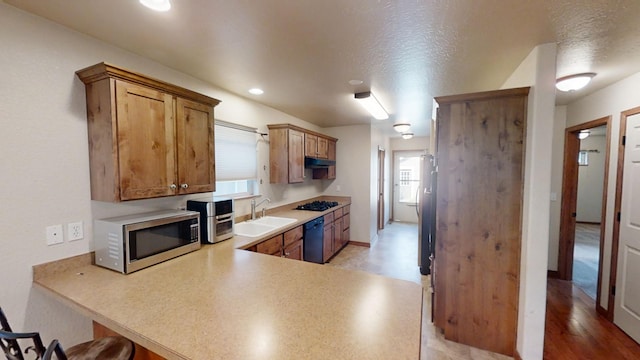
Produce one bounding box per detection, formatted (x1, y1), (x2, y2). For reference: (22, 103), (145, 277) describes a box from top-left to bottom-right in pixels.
(46, 225), (64, 245)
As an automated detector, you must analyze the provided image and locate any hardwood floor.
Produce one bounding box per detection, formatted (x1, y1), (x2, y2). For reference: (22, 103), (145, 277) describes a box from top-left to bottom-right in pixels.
(544, 278), (640, 359)
(328, 222), (640, 360)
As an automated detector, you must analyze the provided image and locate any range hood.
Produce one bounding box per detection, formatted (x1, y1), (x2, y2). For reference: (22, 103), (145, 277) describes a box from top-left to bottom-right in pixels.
(304, 157), (336, 168)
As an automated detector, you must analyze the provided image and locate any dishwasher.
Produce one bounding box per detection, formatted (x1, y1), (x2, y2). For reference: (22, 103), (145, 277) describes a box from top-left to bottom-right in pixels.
(303, 217), (324, 264)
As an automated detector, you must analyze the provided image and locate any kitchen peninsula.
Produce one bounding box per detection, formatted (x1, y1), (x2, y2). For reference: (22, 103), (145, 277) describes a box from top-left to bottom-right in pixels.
(32, 198), (423, 359)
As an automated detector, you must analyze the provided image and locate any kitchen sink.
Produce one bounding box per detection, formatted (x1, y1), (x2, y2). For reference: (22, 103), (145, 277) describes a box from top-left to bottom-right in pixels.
(234, 216), (297, 238)
(252, 216), (297, 227)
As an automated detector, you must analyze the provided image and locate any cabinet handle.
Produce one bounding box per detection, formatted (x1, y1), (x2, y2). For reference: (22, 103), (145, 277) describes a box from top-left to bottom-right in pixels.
(181, 183), (189, 189)
(170, 184), (177, 190)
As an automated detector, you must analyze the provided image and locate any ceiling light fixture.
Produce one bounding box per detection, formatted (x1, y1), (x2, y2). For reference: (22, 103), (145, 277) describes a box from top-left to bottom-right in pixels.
(556, 73), (596, 92)
(402, 132), (414, 140)
(578, 130), (590, 140)
(354, 91), (388, 120)
(393, 123), (411, 133)
(139, 0), (171, 11)
(249, 88), (264, 95)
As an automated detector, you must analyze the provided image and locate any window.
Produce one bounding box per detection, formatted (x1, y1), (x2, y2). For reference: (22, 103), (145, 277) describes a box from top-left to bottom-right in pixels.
(398, 156), (421, 204)
(213, 120), (259, 197)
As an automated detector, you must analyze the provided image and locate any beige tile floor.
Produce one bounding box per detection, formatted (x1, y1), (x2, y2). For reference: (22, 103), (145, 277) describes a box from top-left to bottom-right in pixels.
(326, 222), (512, 360)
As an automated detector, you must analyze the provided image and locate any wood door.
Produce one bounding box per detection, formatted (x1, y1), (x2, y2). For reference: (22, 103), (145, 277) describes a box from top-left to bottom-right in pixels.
(317, 137), (329, 158)
(614, 113), (640, 343)
(268, 128), (289, 184)
(323, 224), (333, 262)
(328, 140), (336, 179)
(115, 80), (175, 200)
(333, 216), (343, 252)
(175, 97), (215, 194)
(284, 240), (303, 261)
(434, 88), (527, 356)
(288, 129), (305, 183)
(304, 133), (318, 157)
(378, 148), (385, 230)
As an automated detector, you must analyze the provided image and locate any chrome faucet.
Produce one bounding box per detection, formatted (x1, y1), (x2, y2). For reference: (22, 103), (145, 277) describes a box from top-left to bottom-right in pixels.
(251, 197), (271, 220)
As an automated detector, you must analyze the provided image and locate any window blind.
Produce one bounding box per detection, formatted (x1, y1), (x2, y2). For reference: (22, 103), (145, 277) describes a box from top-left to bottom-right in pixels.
(214, 121), (258, 181)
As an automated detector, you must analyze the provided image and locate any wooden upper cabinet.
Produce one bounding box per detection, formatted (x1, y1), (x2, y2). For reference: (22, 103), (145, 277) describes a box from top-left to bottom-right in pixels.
(305, 133), (329, 159)
(268, 124), (337, 184)
(76, 62), (220, 202)
(288, 129), (305, 183)
(176, 98), (215, 194)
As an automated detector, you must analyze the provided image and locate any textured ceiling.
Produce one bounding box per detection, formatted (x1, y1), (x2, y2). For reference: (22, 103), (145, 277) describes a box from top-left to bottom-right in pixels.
(6, 0), (640, 137)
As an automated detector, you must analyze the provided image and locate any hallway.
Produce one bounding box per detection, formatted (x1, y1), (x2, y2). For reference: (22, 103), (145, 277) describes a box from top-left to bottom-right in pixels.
(327, 222), (640, 359)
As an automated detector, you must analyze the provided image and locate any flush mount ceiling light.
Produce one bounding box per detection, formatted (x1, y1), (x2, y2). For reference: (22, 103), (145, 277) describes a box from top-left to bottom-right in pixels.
(248, 88), (264, 95)
(393, 123), (411, 133)
(556, 73), (596, 92)
(402, 132), (414, 140)
(354, 91), (388, 120)
(139, 0), (171, 11)
(578, 130), (590, 140)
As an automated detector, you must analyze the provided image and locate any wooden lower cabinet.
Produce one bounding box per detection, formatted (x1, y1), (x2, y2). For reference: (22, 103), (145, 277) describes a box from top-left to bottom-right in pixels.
(256, 235), (283, 256)
(322, 206), (350, 262)
(322, 223), (333, 262)
(254, 226), (304, 260)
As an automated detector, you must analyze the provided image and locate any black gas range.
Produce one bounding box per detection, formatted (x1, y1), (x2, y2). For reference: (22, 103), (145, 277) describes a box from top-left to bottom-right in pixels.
(295, 200), (339, 212)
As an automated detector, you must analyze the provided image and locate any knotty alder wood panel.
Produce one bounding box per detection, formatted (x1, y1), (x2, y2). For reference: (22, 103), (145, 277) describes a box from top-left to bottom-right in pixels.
(77, 62), (220, 202)
(434, 87), (529, 356)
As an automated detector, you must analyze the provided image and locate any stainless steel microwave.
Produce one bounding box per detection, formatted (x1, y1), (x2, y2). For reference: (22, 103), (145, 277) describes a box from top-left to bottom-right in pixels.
(94, 210), (201, 274)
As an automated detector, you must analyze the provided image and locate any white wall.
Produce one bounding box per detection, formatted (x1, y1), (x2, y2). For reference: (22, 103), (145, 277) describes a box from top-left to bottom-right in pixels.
(389, 135), (429, 151)
(324, 125), (374, 243)
(547, 106), (567, 271)
(501, 43), (557, 360)
(0, 3), (343, 346)
(576, 135), (607, 223)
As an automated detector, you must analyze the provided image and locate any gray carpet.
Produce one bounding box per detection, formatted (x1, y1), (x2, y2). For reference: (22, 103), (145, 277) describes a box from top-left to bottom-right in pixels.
(573, 223), (600, 299)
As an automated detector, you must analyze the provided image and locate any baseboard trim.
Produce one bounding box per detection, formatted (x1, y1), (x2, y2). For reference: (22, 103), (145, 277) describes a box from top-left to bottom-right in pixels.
(596, 303), (611, 320)
(576, 221), (601, 225)
(547, 270), (560, 279)
(514, 349), (522, 360)
(348, 241), (370, 248)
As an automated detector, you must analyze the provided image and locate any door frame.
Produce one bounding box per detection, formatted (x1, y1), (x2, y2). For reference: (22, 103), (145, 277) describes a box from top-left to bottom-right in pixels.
(607, 106), (640, 320)
(377, 147), (385, 231)
(558, 116), (611, 313)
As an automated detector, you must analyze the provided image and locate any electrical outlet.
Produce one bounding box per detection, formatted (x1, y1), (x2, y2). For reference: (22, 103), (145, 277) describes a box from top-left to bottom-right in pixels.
(68, 221), (83, 241)
(46, 225), (64, 245)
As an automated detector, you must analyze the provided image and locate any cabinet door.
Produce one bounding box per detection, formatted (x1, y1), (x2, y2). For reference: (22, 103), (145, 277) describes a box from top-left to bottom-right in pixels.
(333, 217), (343, 252)
(288, 129), (305, 183)
(305, 133), (318, 157)
(115, 80), (176, 200)
(327, 140), (336, 179)
(323, 224), (333, 262)
(316, 137), (329, 158)
(257, 235), (283, 256)
(283, 239), (303, 261)
(175, 98), (215, 194)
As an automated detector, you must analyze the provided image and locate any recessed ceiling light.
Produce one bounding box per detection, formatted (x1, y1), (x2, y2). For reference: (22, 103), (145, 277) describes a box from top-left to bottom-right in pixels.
(556, 73), (596, 92)
(139, 0), (171, 11)
(249, 88), (264, 95)
(349, 80), (363, 86)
